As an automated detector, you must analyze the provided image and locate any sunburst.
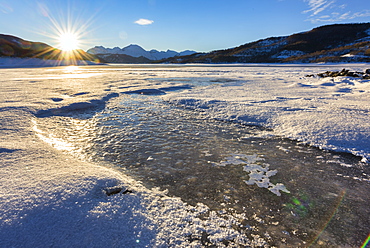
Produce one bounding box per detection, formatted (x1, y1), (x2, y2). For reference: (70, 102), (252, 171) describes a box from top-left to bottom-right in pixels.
(58, 32), (80, 51)
(34, 2), (99, 65)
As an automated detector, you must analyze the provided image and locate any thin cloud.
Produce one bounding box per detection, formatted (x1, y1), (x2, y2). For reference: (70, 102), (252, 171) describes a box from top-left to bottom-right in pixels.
(303, 0), (370, 23)
(303, 0), (336, 16)
(134, 18), (154, 25)
(308, 10), (370, 23)
(0, 2), (13, 14)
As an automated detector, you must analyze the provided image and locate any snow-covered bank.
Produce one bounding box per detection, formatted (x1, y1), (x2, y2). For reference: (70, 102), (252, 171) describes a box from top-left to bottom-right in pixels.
(0, 57), (102, 68)
(0, 65), (274, 247)
(164, 64), (370, 161)
(1, 110), (252, 246)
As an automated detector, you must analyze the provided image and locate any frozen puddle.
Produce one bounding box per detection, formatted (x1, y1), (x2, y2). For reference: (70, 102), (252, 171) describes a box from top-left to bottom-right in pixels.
(33, 93), (370, 247)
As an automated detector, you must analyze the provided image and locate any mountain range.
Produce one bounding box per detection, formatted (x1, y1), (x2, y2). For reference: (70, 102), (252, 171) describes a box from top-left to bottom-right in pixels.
(87, 44), (196, 62)
(1, 23), (370, 64)
(158, 23), (370, 64)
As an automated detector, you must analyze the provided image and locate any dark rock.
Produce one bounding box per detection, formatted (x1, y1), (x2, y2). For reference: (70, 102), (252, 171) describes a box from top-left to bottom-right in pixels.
(339, 69), (349, 76)
(347, 72), (360, 77)
(314, 69), (369, 79)
(366, 69), (370, 74)
(104, 186), (133, 196)
(330, 71), (339, 77)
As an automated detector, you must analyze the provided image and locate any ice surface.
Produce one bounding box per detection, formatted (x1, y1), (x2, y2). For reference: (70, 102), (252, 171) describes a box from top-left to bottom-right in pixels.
(165, 63), (370, 161)
(1, 63), (370, 247)
(0, 65), (275, 247)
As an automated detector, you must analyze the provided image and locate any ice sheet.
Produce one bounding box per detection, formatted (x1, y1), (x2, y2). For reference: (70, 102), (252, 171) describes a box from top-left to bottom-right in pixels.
(164, 64), (370, 161)
(1, 63), (370, 247)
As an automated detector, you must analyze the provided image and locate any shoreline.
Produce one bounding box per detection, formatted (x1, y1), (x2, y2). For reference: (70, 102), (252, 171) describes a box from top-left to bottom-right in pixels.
(0, 57), (105, 68)
(1, 56), (369, 69)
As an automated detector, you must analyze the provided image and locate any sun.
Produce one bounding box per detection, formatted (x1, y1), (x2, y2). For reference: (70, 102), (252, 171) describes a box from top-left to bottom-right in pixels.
(58, 32), (80, 51)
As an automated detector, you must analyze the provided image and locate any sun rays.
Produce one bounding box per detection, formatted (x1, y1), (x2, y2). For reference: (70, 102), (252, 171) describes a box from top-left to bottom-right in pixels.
(32, 2), (99, 65)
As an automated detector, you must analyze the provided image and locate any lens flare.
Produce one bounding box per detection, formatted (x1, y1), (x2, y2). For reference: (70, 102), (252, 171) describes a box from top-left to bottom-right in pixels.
(308, 189), (346, 247)
(361, 234), (370, 248)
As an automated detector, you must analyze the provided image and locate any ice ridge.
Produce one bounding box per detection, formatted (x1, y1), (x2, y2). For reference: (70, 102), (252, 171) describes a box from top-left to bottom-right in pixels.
(34, 93), (119, 118)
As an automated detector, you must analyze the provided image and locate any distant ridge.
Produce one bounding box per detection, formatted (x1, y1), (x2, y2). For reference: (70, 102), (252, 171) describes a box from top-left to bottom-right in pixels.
(87, 44), (197, 62)
(0, 34), (97, 63)
(158, 23), (370, 63)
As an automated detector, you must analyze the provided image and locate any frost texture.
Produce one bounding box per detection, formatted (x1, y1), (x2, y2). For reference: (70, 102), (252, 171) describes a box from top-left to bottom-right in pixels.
(215, 154), (290, 196)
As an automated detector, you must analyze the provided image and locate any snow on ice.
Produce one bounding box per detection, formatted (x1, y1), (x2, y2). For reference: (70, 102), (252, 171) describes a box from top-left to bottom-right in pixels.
(214, 153), (290, 196)
(165, 64), (370, 161)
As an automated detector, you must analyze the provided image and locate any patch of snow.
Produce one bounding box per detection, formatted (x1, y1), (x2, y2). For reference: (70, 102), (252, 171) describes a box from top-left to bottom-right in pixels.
(234, 39), (287, 57)
(256, 37), (286, 47)
(273, 50), (305, 59)
(366, 28), (370, 36)
(214, 153), (290, 196)
(341, 53), (369, 59)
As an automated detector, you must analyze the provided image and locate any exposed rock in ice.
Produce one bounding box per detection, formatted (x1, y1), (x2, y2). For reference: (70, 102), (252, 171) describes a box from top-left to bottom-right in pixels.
(104, 186), (133, 196)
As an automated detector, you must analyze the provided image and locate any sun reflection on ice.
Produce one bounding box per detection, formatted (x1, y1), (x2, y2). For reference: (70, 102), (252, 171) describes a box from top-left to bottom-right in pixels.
(64, 65), (79, 73)
(32, 119), (75, 152)
(60, 66), (102, 79)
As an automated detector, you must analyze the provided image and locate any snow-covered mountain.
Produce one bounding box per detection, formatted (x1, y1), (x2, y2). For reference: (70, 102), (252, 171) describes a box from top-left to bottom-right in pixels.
(160, 23), (370, 63)
(87, 44), (196, 61)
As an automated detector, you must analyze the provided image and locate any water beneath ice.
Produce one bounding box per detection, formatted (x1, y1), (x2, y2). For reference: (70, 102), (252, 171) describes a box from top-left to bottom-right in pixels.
(33, 75), (370, 247)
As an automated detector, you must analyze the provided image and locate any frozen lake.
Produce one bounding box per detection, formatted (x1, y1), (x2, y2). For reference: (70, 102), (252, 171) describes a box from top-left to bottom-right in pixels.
(1, 64), (370, 247)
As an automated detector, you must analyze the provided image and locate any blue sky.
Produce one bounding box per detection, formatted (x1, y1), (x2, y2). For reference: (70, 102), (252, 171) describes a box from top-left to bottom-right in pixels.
(1, 0), (369, 52)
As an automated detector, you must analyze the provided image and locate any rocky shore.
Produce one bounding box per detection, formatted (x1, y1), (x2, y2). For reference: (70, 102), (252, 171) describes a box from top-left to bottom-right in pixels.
(306, 68), (370, 79)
